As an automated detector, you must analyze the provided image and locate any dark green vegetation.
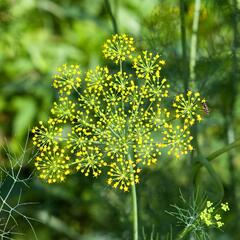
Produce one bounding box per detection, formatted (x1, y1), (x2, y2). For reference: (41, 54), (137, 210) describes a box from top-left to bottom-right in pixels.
(0, 0), (239, 239)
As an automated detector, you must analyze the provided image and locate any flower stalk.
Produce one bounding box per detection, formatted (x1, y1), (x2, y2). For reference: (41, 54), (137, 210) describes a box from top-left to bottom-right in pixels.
(129, 152), (139, 240)
(193, 137), (240, 179)
(131, 174), (138, 240)
(207, 137), (240, 162)
(176, 226), (192, 240)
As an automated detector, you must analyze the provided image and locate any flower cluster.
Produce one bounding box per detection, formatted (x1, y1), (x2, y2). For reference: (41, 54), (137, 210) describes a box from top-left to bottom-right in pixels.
(200, 201), (230, 228)
(158, 124), (193, 159)
(173, 90), (205, 125)
(32, 34), (205, 191)
(102, 34), (135, 64)
(133, 51), (165, 80)
(32, 121), (62, 151)
(53, 64), (81, 95)
(35, 149), (71, 183)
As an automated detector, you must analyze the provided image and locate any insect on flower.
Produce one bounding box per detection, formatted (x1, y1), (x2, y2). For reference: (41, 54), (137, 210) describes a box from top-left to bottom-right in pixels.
(202, 101), (209, 115)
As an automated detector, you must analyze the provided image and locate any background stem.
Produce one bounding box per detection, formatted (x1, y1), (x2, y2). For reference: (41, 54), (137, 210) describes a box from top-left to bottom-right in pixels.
(179, 0), (188, 93)
(189, 0), (201, 90)
(104, 0), (118, 34)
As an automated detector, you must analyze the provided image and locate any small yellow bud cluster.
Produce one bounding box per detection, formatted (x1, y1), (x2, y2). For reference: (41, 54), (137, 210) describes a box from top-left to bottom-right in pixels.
(107, 160), (141, 192)
(200, 201), (230, 228)
(32, 34), (205, 191)
(85, 66), (112, 93)
(173, 90), (205, 126)
(148, 105), (170, 130)
(133, 50), (165, 80)
(35, 149), (71, 183)
(51, 97), (76, 124)
(53, 64), (81, 95)
(75, 146), (107, 177)
(32, 121), (62, 151)
(102, 34), (135, 64)
(66, 125), (92, 153)
(157, 123), (193, 159)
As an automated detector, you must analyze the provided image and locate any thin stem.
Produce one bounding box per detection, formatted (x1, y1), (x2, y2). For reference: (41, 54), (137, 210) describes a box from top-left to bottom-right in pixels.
(128, 153), (138, 240)
(104, 0), (118, 34)
(176, 226), (192, 240)
(120, 60), (122, 73)
(189, 0), (201, 90)
(207, 138), (240, 161)
(131, 177), (138, 240)
(179, 0), (188, 92)
(193, 137), (240, 180)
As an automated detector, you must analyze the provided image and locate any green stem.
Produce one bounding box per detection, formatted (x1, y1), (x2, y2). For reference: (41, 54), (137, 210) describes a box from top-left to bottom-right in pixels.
(189, 0), (201, 90)
(179, 0), (188, 92)
(207, 137), (240, 161)
(120, 60), (122, 73)
(193, 138), (240, 181)
(104, 0), (118, 34)
(128, 153), (138, 240)
(132, 176), (138, 240)
(176, 226), (192, 240)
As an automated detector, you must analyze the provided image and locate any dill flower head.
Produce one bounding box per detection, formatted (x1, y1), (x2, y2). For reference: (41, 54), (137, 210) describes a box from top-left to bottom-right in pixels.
(51, 97), (76, 123)
(133, 50), (165, 80)
(32, 34), (205, 191)
(107, 160), (141, 192)
(85, 66), (112, 93)
(75, 146), (106, 177)
(157, 123), (193, 159)
(173, 90), (205, 125)
(102, 34), (135, 64)
(32, 121), (62, 151)
(53, 64), (81, 95)
(35, 148), (71, 183)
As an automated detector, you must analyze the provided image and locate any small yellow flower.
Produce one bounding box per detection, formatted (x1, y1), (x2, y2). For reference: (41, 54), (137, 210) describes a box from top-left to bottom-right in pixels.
(53, 64), (81, 95)
(66, 126), (92, 153)
(173, 90), (205, 125)
(35, 148), (71, 183)
(107, 160), (139, 192)
(51, 97), (76, 123)
(207, 201), (213, 208)
(158, 124), (193, 159)
(221, 202), (230, 212)
(133, 50), (165, 80)
(32, 121), (62, 151)
(85, 66), (112, 93)
(75, 146), (106, 177)
(214, 214), (221, 221)
(102, 34), (135, 64)
(217, 221), (224, 228)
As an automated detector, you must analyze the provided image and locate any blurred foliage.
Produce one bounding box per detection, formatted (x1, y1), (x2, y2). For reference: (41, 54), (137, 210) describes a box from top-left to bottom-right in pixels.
(0, 0), (240, 239)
